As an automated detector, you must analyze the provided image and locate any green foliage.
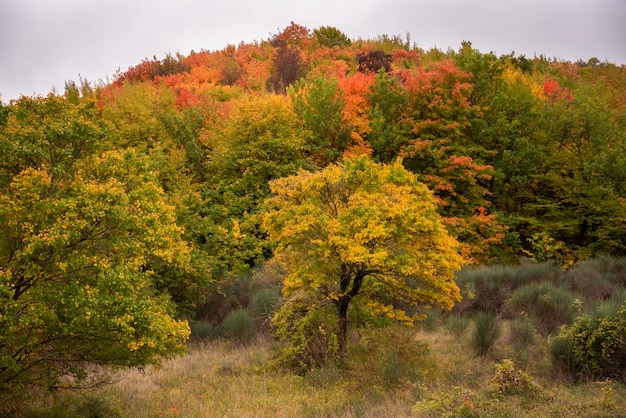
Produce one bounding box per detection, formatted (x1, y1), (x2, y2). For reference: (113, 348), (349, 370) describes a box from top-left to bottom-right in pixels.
(350, 326), (434, 387)
(444, 314), (471, 336)
(509, 314), (536, 347)
(454, 261), (563, 314)
(271, 295), (340, 372)
(507, 282), (579, 335)
(367, 71), (411, 163)
(565, 256), (626, 306)
(491, 359), (541, 396)
(471, 311), (501, 356)
(313, 26), (352, 48)
(250, 288), (281, 319)
(289, 76), (351, 165)
(412, 387), (478, 418)
(221, 309), (255, 343)
(421, 309), (442, 331)
(0, 94), (107, 187)
(550, 304), (626, 381)
(189, 320), (220, 340)
(201, 95), (311, 274)
(0, 148), (192, 394)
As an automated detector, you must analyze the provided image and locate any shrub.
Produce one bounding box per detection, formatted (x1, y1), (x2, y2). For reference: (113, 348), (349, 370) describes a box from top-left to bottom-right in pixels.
(421, 309), (441, 331)
(313, 26), (352, 48)
(564, 256), (624, 305)
(350, 326), (434, 388)
(454, 261), (562, 315)
(507, 282), (579, 335)
(250, 288), (281, 319)
(221, 309), (255, 343)
(508, 314), (536, 347)
(595, 289), (626, 318)
(444, 314), (471, 336)
(550, 303), (626, 381)
(472, 312), (501, 356)
(271, 296), (340, 373)
(549, 333), (578, 379)
(491, 359), (541, 396)
(189, 320), (220, 340)
(195, 272), (255, 323)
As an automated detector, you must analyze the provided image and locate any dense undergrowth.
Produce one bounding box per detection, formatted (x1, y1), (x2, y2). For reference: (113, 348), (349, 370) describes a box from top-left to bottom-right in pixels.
(15, 256), (626, 417)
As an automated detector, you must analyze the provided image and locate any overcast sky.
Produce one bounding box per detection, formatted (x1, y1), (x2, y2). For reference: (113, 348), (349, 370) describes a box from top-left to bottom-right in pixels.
(1, 0), (625, 102)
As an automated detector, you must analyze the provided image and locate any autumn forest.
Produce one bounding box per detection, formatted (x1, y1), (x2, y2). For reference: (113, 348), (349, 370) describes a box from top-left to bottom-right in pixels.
(1, 23), (626, 416)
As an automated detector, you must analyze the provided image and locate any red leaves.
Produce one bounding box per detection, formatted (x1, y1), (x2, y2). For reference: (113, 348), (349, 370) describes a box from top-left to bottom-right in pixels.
(543, 78), (574, 103)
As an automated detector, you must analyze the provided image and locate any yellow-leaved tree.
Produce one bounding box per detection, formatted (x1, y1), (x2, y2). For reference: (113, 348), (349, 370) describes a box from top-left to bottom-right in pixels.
(263, 156), (464, 364)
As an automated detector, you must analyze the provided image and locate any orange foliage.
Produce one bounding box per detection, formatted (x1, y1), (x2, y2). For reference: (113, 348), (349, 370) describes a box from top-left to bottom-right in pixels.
(337, 72), (375, 140)
(391, 49), (422, 69)
(543, 78), (574, 103)
(270, 21), (311, 48)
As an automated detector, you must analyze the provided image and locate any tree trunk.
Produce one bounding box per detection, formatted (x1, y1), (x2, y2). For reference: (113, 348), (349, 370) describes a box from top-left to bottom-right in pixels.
(335, 296), (350, 362)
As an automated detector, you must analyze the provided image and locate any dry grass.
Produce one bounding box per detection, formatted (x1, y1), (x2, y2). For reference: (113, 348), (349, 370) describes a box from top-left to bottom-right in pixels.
(18, 325), (626, 418)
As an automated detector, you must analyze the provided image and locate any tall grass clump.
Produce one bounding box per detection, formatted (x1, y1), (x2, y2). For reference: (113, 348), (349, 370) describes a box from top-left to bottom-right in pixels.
(564, 256), (626, 307)
(595, 289), (626, 318)
(455, 261), (563, 315)
(250, 288), (281, 319)
(509, 314), (536, 347)
(221, 308), (255, 343)
(349, 326), (434, 388)
(472, 311), (501, 356)
(189, 319), (220, 340)
(444, 314), (471, 336)
(507, 282), (579, 335)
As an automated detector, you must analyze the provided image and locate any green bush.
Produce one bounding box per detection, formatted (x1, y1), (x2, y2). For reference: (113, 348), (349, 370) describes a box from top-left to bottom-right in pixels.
(195, 272), (255, 322)
(350, 326), (434, 388)
(507, 282), (578, 335)
(595, 289), (626, 318)
(271, 296), (340, 373)
(421, 309), (441, 331)
(221, 309), (255, 343)
(549, 332), (578, 379)
(565, 256), (625, 306)
(444, 314), (471, 336)
(509, 315), (536, 347)
(550, 303), (626, 381)
(491, 359), (541, 396)
(454, 261), (562, 315)
(189, 320), (220, 340)
(250, 288), (281, 319)
(472, 311), (501, 356)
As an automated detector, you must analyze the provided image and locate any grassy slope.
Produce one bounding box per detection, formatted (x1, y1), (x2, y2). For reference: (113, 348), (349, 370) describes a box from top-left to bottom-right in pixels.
(21, 325), (626, 418)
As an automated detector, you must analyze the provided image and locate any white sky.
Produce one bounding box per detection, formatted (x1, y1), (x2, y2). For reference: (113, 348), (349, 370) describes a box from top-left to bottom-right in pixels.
(1, 0), (625, 102)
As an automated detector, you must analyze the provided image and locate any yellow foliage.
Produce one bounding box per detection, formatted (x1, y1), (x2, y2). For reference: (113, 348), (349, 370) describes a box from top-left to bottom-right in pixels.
(264, 156), (465, 324)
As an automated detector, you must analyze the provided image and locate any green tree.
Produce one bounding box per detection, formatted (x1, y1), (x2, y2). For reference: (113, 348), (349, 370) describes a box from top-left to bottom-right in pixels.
(263, 156), (463, 362)
(201, 95), (311, 274)
(0, 149), (190, 396)
(367, 71), (411, 163)
(313, 26), (352, 48)
(289, 76), (351, 166)
(538, 80), (626, 260)
(0, 94), (107, 188)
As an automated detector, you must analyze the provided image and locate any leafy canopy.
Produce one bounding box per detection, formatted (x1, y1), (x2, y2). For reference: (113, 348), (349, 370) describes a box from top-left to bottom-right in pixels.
(264, 156), (464, 360)
(0, 148), (191, 392)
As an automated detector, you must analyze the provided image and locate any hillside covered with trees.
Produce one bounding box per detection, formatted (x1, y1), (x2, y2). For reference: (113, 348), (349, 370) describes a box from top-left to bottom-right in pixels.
(1, 23), (626, 415)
